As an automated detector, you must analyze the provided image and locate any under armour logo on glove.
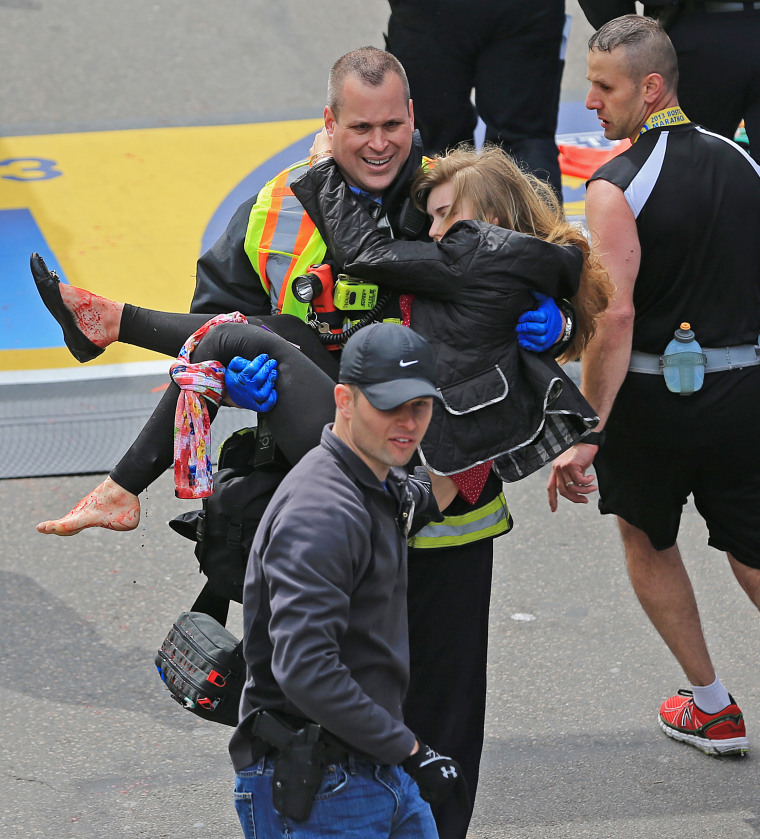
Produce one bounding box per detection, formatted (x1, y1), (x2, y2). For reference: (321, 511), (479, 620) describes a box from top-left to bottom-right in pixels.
(438, 763), (459, 780)
(402, 740), (471, 812)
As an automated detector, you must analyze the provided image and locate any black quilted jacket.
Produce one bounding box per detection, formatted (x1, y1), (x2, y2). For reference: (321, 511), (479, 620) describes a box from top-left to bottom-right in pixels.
(292, 160), (599, 481)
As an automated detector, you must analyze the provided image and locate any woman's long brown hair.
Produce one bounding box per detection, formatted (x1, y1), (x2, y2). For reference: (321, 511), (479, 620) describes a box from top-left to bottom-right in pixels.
(412, 145), (614, 362)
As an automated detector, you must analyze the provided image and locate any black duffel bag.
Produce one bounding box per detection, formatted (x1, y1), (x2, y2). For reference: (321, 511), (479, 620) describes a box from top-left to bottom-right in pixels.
(155, 611), (246, 727)
(168, 424), (289, 606)
(157, 422), (289, 724)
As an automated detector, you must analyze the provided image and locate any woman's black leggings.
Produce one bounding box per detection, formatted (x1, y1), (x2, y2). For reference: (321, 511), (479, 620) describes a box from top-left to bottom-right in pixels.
(110, 306), (339, 496)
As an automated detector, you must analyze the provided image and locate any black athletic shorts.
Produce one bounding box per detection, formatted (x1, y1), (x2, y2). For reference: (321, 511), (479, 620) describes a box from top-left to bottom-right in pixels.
(594, 366), (760, 568)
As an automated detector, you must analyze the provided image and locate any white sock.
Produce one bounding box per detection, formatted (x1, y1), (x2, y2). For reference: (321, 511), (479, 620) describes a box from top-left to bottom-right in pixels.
(690, 676), (731, 714)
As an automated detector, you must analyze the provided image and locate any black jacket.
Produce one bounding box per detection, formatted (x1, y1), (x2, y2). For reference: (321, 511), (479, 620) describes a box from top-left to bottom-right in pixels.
(229, 426), (441, 770)
(190, 132), (428, 317)
(292, 160), (599, 481)
(578, 1), (678, 30)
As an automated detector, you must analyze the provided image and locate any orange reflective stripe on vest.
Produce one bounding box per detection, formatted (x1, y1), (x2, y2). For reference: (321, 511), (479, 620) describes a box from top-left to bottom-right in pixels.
(244, 160), (327, 319)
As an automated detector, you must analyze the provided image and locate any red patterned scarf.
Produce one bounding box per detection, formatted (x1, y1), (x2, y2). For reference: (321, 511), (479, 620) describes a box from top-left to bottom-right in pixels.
(170, 312), (248, 498)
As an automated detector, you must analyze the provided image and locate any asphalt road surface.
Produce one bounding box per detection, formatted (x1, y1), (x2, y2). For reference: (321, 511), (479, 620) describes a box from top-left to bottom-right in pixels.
(3, 2), (760, 837)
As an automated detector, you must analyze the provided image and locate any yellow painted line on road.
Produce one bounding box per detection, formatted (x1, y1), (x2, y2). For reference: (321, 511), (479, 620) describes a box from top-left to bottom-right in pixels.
(0, 119), (321, 372)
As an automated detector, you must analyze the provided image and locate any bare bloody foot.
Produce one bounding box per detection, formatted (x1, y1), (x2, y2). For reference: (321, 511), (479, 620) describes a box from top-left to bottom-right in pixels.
(58, 283), (123, 349)
(36, 477), (140, 536)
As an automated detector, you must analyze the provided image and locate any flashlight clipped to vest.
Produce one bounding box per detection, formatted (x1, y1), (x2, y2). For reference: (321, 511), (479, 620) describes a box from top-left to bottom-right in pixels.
(292, 263), (336, 312)
(292, 264), (389, 348)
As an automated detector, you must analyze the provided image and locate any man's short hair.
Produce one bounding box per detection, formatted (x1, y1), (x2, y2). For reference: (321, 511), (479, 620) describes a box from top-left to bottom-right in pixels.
(589, 14), (678, 91)
(327, 46), (410, 117)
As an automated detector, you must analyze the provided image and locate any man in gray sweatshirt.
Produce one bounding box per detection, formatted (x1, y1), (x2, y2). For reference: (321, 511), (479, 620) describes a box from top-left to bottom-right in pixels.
(229, 322), (469, 837)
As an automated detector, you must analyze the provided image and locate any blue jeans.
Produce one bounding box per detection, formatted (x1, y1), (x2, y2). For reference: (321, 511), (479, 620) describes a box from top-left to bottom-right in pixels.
(233, 755), (437, 838)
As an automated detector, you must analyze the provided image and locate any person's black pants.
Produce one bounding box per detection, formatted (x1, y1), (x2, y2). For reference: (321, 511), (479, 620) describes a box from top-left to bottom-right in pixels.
(668, 7), (760, 161)
(403, 538), (494, 839)
(111, 308), (337, 495)
(386, 0), (565, 194)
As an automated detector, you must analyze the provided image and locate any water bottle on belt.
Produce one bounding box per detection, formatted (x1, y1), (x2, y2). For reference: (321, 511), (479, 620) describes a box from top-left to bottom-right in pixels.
(662, 322), (706, 395)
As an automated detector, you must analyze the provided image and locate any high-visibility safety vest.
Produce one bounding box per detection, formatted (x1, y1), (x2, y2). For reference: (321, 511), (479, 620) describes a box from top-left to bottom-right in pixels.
(243, 159), (328, 318)
(243, 158), (512, 549)
(408, 491), (511, 549)
(244, 155), (438, 318)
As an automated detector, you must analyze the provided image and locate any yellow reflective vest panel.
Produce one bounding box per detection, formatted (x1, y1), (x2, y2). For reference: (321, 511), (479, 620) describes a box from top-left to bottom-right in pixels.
(244, 155), (436, 320)
(408, 491), (511, 549)
(243, 157), (511, 549)
(243, 159), (328, 318)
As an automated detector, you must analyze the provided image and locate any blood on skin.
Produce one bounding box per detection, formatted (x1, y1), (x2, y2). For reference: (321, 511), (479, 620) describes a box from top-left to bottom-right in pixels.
(59, 285), (120, 348)
(68, 291), (109, 347)
(39, 478), (140, 535)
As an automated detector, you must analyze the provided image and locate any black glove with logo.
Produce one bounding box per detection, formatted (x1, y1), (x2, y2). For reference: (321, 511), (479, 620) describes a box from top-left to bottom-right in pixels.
(402, 740), (471, 813)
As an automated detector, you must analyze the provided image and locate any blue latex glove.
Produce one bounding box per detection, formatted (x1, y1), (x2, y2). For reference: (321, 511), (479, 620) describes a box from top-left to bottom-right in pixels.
(224, 354), (278, 412)
(515, 293), (564, 352)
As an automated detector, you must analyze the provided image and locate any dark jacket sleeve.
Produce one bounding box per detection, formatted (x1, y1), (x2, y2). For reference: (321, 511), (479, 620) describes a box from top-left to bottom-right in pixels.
(292, 158), (581, 303)
(404, 467), (444, 537)
(262, 484), (417, 765)
(578, 0), (636, 29)
(191, 194), (272, 317)
(292, 159), (477, 300)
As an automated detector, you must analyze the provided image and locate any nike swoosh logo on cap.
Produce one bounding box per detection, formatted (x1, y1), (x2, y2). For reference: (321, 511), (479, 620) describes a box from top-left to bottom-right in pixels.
(399, 359), (419, 367)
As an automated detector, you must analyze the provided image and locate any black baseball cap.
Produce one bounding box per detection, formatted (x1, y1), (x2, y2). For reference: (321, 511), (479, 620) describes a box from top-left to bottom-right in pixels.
(339, 323), (441, 410)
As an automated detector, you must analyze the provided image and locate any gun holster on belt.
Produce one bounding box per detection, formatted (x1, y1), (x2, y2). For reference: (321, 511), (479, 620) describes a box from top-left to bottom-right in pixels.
(252, 711), (326, 822)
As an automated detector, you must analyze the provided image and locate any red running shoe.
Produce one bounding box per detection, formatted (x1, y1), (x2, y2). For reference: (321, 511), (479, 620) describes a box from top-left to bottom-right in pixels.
(659, 689), (749, 756)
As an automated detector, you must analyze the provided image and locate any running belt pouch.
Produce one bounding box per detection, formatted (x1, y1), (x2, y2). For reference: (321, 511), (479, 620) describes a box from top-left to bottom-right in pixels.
(168, 427), (289, 603)
(155, 611), (245, 727)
